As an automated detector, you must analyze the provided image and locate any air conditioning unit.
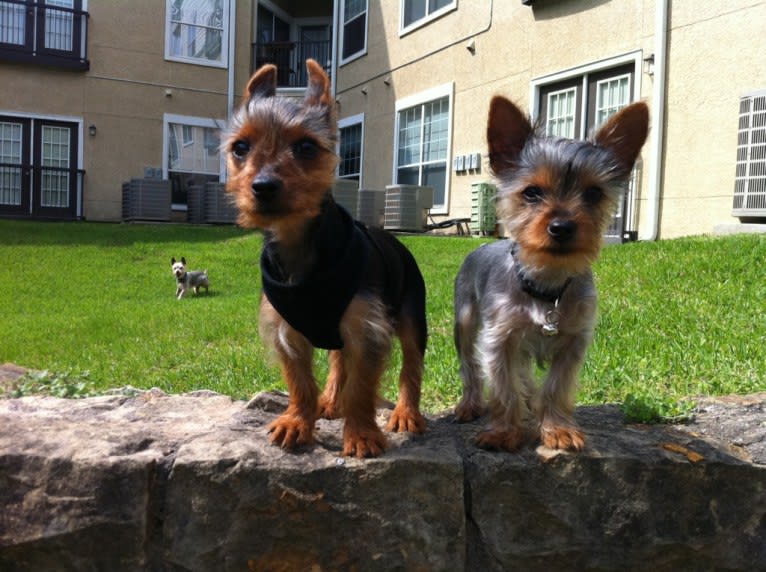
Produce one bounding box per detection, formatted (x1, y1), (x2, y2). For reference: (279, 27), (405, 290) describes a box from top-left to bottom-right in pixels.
(732, 90), (766, 217)
(357, 189), (385, 227)
(204, 182), (238, 224)
(121, 178), (171, 222)
(331, 178), (359, 218)
(187, 184), (205, 224)
(383, 185), (434, 231)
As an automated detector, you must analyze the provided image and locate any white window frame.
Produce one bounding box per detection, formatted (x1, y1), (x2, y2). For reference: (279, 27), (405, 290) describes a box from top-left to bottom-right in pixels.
(399, 0), (457, 37)
(339, 0), (368, 66)
(163, 114), (225, 210)
(164, 0), (230, 68)
(530, 51), (643, 132)
(393, 82), (454, 215)
(337, 112), (365, 183)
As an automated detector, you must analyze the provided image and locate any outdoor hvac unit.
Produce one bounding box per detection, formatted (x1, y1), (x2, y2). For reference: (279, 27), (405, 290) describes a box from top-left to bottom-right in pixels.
(732, 90), (766, 217)
(187, 184), (205, 224)
(204, 182), (238, 224)
(384, 185), (434, 231)
(357, 189), (386, 227)
(470, 182), (497, 235)
(121, 178), (171, 222)
(331, 178), (359, 217)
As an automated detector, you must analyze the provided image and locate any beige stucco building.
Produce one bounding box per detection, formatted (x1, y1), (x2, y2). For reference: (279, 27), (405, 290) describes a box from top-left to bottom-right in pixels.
(1, 0), (764, 240)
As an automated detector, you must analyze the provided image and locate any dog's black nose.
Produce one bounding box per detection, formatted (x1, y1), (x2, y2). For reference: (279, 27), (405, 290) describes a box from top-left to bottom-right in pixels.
(251, 176), (283, 201)
(548, 219), (577, 243)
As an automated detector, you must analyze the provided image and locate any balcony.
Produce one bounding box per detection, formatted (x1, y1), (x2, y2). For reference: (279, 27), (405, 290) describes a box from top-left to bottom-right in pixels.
(252, 39), (331, 88)
(0, 0), (89, 71)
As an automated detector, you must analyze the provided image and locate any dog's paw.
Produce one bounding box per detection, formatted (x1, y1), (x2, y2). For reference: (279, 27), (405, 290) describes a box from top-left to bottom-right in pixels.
(318, 395), (341, 420)
(540, 425), (585, 451)
(342, 425), (388, 458)
(268, 414), (314, 449)
(454, 400), (485, 422)
(386, 406), (426, 434)
(475, 426), (525, 452)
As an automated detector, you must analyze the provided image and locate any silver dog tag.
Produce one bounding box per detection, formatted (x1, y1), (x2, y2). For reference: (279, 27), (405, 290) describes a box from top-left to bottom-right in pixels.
(542, 309), (561, 336)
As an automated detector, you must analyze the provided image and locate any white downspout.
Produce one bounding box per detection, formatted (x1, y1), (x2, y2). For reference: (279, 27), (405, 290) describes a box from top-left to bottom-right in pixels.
(330, 0), (340, 99)
(641, 0), (668, 241)
(226, 0), (236, 119)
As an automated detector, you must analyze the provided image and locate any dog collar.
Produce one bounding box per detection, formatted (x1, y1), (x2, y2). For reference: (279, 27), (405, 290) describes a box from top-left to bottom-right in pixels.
(510, 242), (571, 304)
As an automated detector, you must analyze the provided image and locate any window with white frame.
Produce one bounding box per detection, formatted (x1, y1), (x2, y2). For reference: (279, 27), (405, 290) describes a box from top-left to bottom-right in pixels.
(401, 0), (456, 34)
(338, 114), (364, 181)
(546, 88), (576, 138)
(340, 0), (367, 64)
(164, 115), (223, 208)
(595, 74), (631, 128)
(165, 0), (228, 67)
(395, 84), (452, 213)
(538, 63), (635, 140)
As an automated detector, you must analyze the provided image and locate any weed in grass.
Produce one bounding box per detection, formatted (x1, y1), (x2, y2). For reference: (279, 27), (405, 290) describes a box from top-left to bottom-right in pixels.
(9, 370), (96, 399)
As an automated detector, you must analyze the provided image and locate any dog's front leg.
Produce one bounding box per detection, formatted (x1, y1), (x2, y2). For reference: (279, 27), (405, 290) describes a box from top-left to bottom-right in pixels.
(536, 333), (590, 451)
(475, 321), (535, 451)
(337, 297), (392, 458)
(260, 300), (318, 449)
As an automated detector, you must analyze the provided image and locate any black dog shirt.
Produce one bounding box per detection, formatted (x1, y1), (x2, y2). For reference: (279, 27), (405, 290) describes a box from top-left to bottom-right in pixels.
(260, 199), (370, 350)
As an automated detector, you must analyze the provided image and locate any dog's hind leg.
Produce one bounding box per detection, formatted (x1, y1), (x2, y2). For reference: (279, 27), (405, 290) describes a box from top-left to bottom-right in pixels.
(319, 350), (345, 419)
(454, 296), (485, 422)
(387, 315), (426, 433)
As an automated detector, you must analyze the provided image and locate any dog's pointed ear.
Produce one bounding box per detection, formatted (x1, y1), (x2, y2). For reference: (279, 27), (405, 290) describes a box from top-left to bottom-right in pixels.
(594, 101), (650, 177)
(244, 64), (277, 100)
(487, 96), (533, 175)
(171, 257), (176, 265)
(181, 257), (186, 265)
(304, 59), (332, 107)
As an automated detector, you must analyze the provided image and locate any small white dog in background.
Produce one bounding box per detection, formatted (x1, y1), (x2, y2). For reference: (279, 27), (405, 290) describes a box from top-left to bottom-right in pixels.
(171, 257), (209, 300)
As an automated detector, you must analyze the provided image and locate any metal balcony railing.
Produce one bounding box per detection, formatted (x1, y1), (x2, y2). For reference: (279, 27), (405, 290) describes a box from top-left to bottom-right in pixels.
(0, 0), (89, 70)
(252, 39), (331, 88)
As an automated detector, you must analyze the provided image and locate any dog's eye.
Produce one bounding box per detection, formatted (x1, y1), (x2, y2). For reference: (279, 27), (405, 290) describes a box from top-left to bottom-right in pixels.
(231, 140), (250, 160)
(292, 138), (320, 160)
(583, 186), (603, 205)
(522, 186), (543, 204)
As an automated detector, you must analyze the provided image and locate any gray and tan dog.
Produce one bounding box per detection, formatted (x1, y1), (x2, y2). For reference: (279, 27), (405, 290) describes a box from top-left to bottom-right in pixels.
(454, 96), (649, 452)
(171, 257), (209, 300)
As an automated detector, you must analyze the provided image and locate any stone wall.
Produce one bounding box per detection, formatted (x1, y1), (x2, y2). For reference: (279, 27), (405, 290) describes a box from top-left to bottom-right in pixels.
(1, 390), (764, 571)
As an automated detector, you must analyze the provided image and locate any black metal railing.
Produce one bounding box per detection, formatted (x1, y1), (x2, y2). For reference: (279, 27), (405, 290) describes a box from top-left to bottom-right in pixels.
(0, 0), (89, 70)
(252, 40), (331, 88)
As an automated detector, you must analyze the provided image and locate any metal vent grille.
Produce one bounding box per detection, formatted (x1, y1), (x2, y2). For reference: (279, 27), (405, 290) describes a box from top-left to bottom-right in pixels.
(733, 92), (766, 216)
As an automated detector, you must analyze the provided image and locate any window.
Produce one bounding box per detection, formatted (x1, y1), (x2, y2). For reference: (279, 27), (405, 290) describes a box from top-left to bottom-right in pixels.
(400, 0), (455, 34)
(338, 114), (364, 182)
(165, 0), (228, 68)
(0, 120), (23, 207)
(546, 88), (576, 138)
(340, 0), (367, 64)
(0, 0), (89, 70)
(164, 115), (223, 208)
(394, 84), (453, 213)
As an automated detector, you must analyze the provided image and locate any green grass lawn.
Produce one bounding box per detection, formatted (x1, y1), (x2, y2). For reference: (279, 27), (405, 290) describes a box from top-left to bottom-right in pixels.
(1, 220), (764, 421)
